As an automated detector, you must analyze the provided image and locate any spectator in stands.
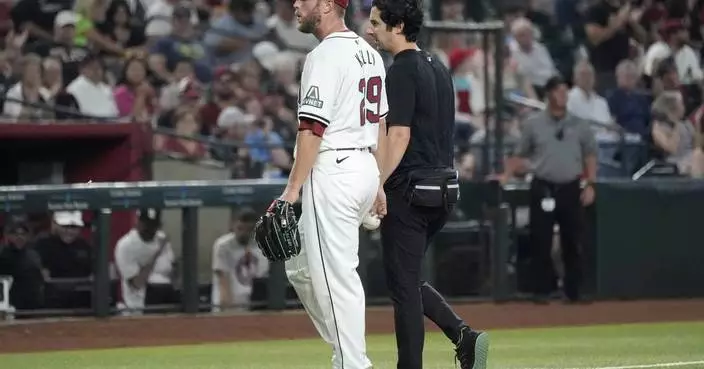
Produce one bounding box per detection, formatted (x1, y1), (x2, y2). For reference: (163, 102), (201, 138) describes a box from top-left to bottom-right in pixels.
(154, 108), (207, 160)
(145, 0), (199, 43)
(73, 0), (133, 56)
(10, 0), (73, 43)
(265, 51), (300, 106)
(211, 207), (268, 312)
(243, 97), (292, 177)
(149, 5), (211, 83)
(157, 75), (202, 128)
(584, 0), (647, 95)
(651, 91), (704, 176)
(440, 0), (465, 21)
(199, 66), (238, 136)
(471, 40), (537, 117)
(67, 53), (119, 119)
(608, 60), (651, 136)
(3, 53), (53, 122)
(449, 47), (477, 132)
(113, 57), (157, 122)
(204, 0), (269, 66)
(509, 17), (558, 99)
(0, 218), (44, 311)
(261, 86), (297, 145)
(97, 0), (147, 52)
(266, 0), (318, 53)
(43, 57), (64, 99)
(652, 57), (682, 96)
(34, 211), (92, 309)
(456, 151), (475, 181)
(567, 61), (614, 129)
(115, 208), (178, 316)
(643, 20), (703, 85)
(158, 59), (196, 111)
(24, 10), (89, 85)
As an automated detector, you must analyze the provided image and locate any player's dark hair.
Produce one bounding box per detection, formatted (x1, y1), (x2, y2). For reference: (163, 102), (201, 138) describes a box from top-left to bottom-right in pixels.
(234, 207), (259, 223)
(372, 0), (424, 42)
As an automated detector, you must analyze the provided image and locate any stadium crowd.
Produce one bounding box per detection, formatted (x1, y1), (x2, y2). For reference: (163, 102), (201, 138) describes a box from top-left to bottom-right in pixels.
(1, 0), (703, 180)
(3, 0), (704, 314)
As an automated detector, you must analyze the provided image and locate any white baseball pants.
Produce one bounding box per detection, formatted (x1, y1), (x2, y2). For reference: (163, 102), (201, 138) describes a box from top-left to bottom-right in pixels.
(286, 149), (379, 369)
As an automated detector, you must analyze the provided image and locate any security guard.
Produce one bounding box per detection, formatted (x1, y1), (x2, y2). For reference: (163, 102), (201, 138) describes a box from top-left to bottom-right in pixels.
(502, 75), (597, 303)
(367, 1), (489, 368)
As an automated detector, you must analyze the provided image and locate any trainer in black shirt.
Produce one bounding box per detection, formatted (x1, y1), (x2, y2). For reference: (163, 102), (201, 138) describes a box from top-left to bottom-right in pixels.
(367, 1), (489, 369)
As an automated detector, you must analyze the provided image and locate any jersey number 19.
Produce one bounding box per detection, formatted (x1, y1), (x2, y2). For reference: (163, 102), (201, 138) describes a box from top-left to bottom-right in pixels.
(358, 76), (382, 126)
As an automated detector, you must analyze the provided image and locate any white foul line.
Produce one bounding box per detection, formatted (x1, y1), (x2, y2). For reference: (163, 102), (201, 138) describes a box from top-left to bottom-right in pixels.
(524, 360), (704, 369)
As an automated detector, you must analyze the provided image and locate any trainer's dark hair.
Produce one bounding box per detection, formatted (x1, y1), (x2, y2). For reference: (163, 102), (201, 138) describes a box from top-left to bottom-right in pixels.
(372, 0), (424, 42)
(233, 207), (259, 223)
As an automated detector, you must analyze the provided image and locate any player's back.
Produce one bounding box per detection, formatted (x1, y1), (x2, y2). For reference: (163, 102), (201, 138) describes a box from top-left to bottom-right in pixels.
(297, 31), (388, 152)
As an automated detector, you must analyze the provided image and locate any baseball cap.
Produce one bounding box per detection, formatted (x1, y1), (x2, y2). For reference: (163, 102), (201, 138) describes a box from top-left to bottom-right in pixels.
(217, 106), (256, 128)
(334, 0), (349, 8)
(137, 208), (161, 224)
(53, 211), (85, 227)
(55, 10), (78, 28)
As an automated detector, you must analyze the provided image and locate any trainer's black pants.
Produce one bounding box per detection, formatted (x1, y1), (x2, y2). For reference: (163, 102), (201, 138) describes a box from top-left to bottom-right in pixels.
(381, 190), (467, 369)
(528, 178), (583, 300)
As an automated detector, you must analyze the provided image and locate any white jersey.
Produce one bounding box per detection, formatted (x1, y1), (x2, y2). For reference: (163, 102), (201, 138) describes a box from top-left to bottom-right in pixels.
(211, 232), (269, 311)
(297, 30), (389, 152)
(114, 229), (174, 312)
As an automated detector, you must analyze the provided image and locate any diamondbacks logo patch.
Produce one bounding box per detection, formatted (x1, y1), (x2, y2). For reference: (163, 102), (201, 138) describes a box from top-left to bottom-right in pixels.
(301, 86), (323, 109)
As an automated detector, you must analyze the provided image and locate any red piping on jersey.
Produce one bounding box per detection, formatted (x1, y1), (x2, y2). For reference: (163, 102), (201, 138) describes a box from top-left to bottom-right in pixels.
(299, 119), (326, 137)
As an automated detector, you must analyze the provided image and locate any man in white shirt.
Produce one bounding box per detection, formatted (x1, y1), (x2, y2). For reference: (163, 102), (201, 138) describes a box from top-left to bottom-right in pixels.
(509, 17), (557, 98)
(66, 54), (119, 120)
(643, 20), (703, 84)
(114, 209), (177, 315)
(567, 60), (621, 173)
(211, 208), (268, 312)
(567, 60), (613, 129)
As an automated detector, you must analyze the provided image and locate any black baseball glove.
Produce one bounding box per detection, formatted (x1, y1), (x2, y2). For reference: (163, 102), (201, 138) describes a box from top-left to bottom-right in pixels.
(254, 199), (302, 262)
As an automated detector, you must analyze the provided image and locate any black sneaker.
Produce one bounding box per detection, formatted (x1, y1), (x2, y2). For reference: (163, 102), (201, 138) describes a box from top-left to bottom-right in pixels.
(455, 328), (489, 369)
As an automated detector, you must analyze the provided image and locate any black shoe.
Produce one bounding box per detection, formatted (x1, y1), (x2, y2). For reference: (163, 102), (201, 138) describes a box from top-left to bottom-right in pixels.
(455, 328), (489, 369)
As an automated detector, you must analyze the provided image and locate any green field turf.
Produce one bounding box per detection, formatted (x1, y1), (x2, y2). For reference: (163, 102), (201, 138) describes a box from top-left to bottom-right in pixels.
(2, 322), (703, 369)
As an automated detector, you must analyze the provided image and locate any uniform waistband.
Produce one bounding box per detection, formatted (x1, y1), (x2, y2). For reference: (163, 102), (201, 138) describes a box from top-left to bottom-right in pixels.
(319, 147), (372, 154)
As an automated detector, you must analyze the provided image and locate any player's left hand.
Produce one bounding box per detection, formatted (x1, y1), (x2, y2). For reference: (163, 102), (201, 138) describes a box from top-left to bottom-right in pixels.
(279, 188), (300, 204)
(372, 186), (387, 218)
(580, 184), (595, 206)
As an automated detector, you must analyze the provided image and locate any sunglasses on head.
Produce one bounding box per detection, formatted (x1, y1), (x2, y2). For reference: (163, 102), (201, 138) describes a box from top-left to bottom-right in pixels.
(555, 127), (564, 140)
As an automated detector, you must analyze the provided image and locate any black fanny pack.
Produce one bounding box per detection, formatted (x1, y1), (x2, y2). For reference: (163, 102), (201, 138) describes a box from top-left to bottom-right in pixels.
(404, 168), (460, 208)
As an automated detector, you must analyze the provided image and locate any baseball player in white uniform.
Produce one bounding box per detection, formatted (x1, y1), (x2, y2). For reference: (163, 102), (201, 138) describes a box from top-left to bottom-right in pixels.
(278, 0), (389, 368)
(211, 208), (269, 312)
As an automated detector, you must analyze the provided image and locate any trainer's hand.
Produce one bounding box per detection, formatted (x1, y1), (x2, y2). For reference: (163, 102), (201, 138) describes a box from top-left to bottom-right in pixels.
(372, 186), (387, 218)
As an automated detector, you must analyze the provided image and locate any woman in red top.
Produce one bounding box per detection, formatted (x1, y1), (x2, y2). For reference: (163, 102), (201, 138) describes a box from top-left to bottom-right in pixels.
(154, 109), (207, 160)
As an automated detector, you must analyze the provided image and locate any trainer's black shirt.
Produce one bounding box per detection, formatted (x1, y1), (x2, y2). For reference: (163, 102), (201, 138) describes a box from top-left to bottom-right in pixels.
(385, 49), (455, 190)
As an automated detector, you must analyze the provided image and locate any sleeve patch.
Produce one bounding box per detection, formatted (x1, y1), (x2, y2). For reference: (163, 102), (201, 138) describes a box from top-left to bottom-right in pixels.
(301, 85), (324, 109)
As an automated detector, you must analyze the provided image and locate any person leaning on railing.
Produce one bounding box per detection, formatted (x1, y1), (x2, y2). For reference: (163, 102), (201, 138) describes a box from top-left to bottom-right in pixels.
(649, 91), (704, 177)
